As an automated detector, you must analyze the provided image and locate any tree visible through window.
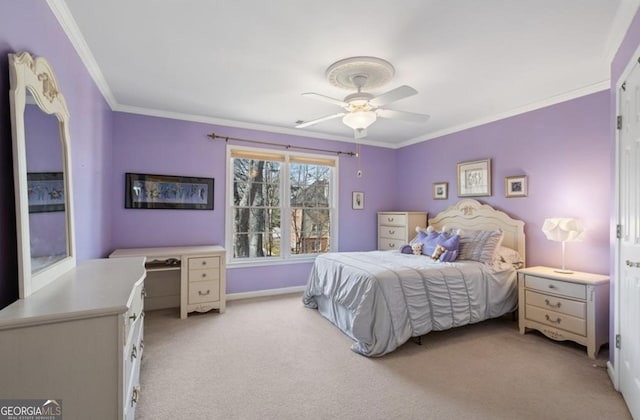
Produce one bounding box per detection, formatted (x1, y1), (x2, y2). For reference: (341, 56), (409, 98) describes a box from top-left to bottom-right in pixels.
(229, 148), (336, 262)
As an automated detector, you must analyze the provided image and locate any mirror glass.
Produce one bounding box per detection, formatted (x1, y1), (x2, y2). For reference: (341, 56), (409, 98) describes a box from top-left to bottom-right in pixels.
(24, 89), (68, 273)
(9, 52), (75, 298)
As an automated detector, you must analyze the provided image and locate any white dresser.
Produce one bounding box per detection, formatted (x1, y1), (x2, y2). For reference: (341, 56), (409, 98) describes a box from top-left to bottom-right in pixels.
(0, 257), (146, 419)
(110, 245), (226, 319)
(377, 211), (427, 250)
(517, 266), (609, 359)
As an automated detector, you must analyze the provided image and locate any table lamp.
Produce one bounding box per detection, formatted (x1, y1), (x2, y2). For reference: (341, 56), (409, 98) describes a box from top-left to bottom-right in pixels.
(541, 218), (584, 274)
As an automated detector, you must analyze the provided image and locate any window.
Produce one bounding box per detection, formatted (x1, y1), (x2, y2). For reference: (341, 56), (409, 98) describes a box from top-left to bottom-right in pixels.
(227, 147), (337, 264)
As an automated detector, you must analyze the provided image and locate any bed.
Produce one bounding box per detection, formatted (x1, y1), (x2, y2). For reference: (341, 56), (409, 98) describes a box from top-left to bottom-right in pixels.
(302, 199), (526, 356)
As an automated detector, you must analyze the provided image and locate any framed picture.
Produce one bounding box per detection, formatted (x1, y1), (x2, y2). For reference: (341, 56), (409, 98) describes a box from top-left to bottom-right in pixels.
(125, 173), (214, 210)
(352, 191), (364, 210)
(505, 175), (528, 198)
(457, 158), (491, 197)
(432, 182), (448, 200)
(27, 172), (65, 213)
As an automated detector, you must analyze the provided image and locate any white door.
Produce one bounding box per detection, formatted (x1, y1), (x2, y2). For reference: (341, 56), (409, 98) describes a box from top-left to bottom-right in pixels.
(618, 57), (640, 420)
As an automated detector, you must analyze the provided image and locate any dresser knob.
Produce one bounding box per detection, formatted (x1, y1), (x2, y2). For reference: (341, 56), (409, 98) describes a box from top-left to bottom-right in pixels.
(545, 314), (562, 324)
(201, 273), (207, 278)
(387, 217), (394, 222)
(201, 261), (207, 266)
(131, 386), (140, 406)
(131, 345), (137, 361)
(547, 284), (556, 289)
(389, 243), (396, 248)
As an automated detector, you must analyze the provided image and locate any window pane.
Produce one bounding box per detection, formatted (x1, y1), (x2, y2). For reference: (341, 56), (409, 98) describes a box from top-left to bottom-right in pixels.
(290, 163), (330, 207)
(290, 208), (330, 254)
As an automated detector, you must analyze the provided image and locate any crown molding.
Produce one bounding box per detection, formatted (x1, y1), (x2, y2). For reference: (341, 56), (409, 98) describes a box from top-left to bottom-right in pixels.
(603, 0), (640, 64)
(46, 0), (118, 109)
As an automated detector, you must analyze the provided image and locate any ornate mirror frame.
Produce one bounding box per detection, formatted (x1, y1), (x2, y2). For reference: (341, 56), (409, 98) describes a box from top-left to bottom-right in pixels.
(9, 52), (76, 298)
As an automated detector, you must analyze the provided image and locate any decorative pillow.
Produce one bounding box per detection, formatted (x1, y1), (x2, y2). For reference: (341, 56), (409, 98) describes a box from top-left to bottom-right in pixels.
(400, 244), (413, 254)
(440, 249), (458, 262)
(431, 244), (446, 260)
(496, 246), (524, 268)
(414, 230), (460, 258)
(411, 243), (424, 256)
(458, 229), (504, 264)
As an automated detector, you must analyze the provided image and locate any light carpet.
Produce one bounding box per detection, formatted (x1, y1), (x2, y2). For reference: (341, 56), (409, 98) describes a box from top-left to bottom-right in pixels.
(136, 293), (631, 420)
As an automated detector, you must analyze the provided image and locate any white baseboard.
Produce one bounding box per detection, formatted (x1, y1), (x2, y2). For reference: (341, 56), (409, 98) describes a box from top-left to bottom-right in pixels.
(607, 361), (619, 390)
(226, 286), (306, 301)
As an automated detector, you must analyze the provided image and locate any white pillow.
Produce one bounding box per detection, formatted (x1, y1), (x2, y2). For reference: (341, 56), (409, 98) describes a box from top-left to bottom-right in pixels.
(496, 246), (524, 269)
(458, 229), (504, 264)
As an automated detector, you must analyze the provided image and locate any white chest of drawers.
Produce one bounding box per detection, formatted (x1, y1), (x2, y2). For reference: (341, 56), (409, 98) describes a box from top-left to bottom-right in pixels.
(517, 266), (609, 359)
(0, 257), (146, 419)
(110, 245), (226, 319)
(377, 211), (427, 250)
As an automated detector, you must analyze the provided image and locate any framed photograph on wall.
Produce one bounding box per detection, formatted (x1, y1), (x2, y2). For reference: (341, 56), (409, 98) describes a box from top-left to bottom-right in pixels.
(432, 182), (448, 200)
(352, 191), (364, 210)
(505, 175), (528, 198)
(457, 158), (491, 197)
(27, 172), (65, 213)
(125, 173), (214, 210)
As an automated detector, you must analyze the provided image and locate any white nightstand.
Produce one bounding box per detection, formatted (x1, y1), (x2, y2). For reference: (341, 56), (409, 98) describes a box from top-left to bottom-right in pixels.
(517, 266), (609, 359)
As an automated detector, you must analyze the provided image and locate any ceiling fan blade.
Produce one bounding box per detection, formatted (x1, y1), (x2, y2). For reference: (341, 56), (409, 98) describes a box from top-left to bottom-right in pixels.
(369, 85), (417, 107)
(296, 112), (345, 128)
(377, 108), (430, 123)
(354, 128), (368, 139)
(301, 92), (348, 108)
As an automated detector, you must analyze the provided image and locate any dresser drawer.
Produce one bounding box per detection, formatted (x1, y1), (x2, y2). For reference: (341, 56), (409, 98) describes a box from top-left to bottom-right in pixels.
(125, 281), (145, 340)
(525, 305), (586, 336)
(378, 213), (407, 227)
(188, 256), (220, 270)
(188, 267), (220, 283)
(378, 238), (405, 250)
(124, 313), (144, 398)
(524, 275), (586, 300)
(379, 226), (407, 240)
(525, 290), (586, 319)
(189, 280), (220, 304)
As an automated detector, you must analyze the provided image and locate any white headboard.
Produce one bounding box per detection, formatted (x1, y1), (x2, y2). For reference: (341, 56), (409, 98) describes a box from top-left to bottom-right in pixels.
(428, 199), (526, 262)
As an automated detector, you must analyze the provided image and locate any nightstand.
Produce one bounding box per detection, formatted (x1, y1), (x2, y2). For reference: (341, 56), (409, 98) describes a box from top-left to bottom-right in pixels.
(517, 266), (609, 359)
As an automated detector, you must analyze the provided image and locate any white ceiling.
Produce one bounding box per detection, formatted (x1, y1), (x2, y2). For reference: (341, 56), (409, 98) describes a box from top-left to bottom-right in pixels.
(54, 0), (637, 148)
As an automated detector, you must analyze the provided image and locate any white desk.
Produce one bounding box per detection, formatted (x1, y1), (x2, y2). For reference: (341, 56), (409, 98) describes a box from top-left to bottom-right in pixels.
(110, 245), (226, 319)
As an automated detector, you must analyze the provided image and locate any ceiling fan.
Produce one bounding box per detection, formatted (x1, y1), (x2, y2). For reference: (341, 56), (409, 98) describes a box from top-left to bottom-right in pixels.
(296, 56), (430, 139)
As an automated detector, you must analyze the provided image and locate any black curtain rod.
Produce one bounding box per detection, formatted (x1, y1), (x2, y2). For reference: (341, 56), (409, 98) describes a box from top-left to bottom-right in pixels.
(206, 132), (356, 157)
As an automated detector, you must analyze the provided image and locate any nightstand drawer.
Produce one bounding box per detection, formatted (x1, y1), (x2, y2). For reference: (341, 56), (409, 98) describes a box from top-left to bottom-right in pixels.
(379, 226), (406, 240)
(188, 256), (220, 270)
(525, 290), (586, 319)
(526, 305), (586, 336)
(378, 213), (407, 227)
(188, 268), (219, 283)
(525, 275), (586, 300)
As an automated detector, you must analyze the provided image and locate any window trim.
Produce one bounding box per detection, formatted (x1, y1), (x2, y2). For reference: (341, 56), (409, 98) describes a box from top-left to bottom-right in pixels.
(225, 144), (339, 267)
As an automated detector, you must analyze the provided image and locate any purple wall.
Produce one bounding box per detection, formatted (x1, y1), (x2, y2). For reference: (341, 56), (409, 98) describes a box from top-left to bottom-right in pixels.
(0, 1), (113, 308)
(396, 91), (611, 275)
(110, 113), (397, 292)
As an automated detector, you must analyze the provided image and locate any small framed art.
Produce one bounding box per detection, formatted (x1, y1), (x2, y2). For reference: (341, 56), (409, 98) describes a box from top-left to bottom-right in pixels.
(457, 158), (491, 197)
(125, 173), (214, 210)
(352, 191), (364, 210)
(432, 182), (448, 200)
(505, 175), (528, 198)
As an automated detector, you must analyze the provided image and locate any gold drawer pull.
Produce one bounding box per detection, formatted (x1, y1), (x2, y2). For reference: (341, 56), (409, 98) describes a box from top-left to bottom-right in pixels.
(545, 314), (562, 324)
(544, 299), (561, 309)
(198, 289), (211, 296)
(131, 345), (137, 361)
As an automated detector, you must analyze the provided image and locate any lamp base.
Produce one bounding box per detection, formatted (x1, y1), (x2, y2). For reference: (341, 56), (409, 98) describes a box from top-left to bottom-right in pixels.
(553, 269), (574, 274)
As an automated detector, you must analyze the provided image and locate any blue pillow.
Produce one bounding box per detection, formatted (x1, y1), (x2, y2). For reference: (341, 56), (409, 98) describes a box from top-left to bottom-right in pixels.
(417, 231), (460, 258)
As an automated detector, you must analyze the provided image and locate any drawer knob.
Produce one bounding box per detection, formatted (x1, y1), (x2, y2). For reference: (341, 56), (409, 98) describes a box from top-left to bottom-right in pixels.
(201, 261), (207, 266)
(140, 340), (144, 351)
(545, 314), (562, 324)
(387, 217), (394, 222)
(544, 299), (562, 309)
(131, 345), (137, 361)
(198, 289), (211, 296)
(141, 287), (147, 298)
(388, 229), (395, 235)
(389, 243), (396, 248)
(547, 284), (556, 289)
(201, 273), (207, 278)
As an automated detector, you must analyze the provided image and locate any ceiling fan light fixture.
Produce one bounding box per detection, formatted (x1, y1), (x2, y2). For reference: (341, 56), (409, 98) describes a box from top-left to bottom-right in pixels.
(342, 110), (377, 130)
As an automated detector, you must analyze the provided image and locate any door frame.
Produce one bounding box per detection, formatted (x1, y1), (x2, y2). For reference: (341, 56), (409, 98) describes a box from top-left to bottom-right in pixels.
(612, 41), (640, 389)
